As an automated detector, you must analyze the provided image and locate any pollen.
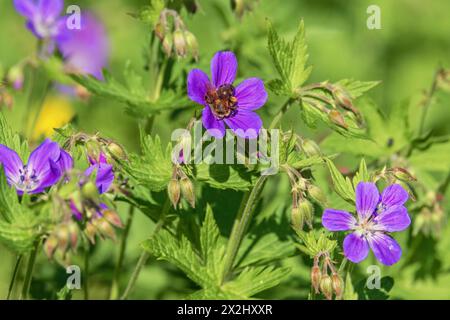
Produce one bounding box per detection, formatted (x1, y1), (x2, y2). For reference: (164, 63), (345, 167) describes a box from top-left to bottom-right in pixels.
(205, 84), (238, 120)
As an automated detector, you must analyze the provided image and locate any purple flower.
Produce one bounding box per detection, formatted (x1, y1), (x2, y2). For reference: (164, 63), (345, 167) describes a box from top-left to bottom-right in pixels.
(187, 51), (267, 139)
(14, 0), (66, 41)
(57, 12), (109, 80)
(322, 182), (411, 266)
(0, 138), (73, 194)
(84, 153), (114, 194)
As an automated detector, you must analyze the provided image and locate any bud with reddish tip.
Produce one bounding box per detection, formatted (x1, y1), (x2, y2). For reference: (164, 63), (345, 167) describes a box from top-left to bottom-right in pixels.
(44, 235), (59, 259)
(85, 222), (97, 244)
(56, 225), (70, 254)
(311, 265), (322, 294)
(103, 209), (123, 228)
(68, 222), (79, 250)
(7, 65), (24, 90)
(180, 177), (195, 208)
(168, 178), (181, 209)
(94, 218), (116, 240)
(319, 274), (333, 300)
(331, 273), (343, 299)
(329, 110), (347, 128)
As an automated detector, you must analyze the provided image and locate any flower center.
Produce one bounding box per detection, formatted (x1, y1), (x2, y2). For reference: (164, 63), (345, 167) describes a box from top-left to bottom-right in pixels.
(355, 219), (375, 237)
(15, 165), (39, 191)
(205, 84), (238, 120)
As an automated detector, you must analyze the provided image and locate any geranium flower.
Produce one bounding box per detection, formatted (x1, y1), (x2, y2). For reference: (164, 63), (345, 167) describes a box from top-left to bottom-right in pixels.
(85, 153), (114, 194)
(322, 182), (411, 266)
(0, 138), (73, 194)
(187, 51), (267, 139)
(14, 0), (66, 42)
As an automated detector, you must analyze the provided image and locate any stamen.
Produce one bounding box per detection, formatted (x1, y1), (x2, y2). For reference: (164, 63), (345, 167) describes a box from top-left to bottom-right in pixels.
(205, 84), (238, 120)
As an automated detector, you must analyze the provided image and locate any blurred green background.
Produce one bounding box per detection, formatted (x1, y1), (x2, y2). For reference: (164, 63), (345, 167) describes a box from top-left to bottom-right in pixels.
(1, 0), (449, 299)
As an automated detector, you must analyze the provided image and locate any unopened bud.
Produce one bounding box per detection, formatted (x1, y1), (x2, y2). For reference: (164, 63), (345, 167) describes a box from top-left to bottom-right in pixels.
(298, 200), (314, 229)
(329, 110), (348, 128)
(162, 33), (173, 57)
(68, 222), (79, 250)
(331, 273), (343, 299)
(93, 218), (116, 240)
(103, 209), (123, 228)
(168, 178), (181, 209)
(180, 177), (195, 208)
(319, 274), (333, 300)
(311, 265), (321, 294)
(184, 31), (199, 61)
(0, 92), (14, 109)
(44, 235), (59, 259)
(82, 181), (99, 200)
(291, 206), (303, 230)
(86, 140), (101, 161)
(392, 167), (416, 182)
(173, 30), (187, 58)
(107, 142), (126, 160)
(7, 66), (24, 90)
(154, 22), (165, 40)
(301, 139), (321, 157)
(56, 225), (70, 254)
(308, 185), (327, 205)
(333, 88), (358, 116)
(85, 222), (97, 244)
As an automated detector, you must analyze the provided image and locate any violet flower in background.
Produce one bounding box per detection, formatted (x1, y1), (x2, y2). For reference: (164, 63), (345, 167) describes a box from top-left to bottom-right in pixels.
(0, 138), (73, 194)
(85, 153), (114, 194)
(57, 12), (110, 80)
(322, 182), (411, 266)
(14, 0), (66, 46)
(187, 51), (267, 139)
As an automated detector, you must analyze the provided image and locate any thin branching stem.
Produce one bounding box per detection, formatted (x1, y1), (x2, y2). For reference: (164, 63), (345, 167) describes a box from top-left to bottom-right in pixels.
(20, 241), (39, 300)
(6, 255), (23, 300)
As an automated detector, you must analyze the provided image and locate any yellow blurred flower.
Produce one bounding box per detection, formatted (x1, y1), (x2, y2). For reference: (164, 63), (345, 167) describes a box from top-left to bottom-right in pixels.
(32, 95), (75, 140)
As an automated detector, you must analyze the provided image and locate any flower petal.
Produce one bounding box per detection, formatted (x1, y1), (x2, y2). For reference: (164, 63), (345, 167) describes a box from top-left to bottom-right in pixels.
(322, 208), (356, 231)
(14, 0), (37, 19)
(343, 232), (369, 263)
(27, 138), (61, 176)
(57, 148), (74, 174)
(355, 182), (380, 220)
(381, 184), (409, 208)
(38, 0), (63, 20)
(187, 69), (211, 105)
(31, 159), (61, 194)
(85, 163), (114, 194)
(202, 106), (226, 138)
(368, 233), (402, 266)
(224, 109), (262, 139)
(0, 144), (23, 183)
(373, 205), (411, 232)
(235, 78), (268, 111)
(211, 51), (237, 87)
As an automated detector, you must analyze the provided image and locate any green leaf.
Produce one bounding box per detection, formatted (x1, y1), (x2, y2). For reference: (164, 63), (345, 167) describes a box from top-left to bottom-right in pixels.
(352, 158), (370, 186)
(0, 112), (28, 159)
(267, 20), (312, 95)
(193, 163), (258, 191)
(295, 230), (337, 257)
(343, 273), (358, 300)
(324, 158), (355, 203)
(336, 79), (380, 99)
(134, 0), (165, 27)
(123, 133), (173, 192)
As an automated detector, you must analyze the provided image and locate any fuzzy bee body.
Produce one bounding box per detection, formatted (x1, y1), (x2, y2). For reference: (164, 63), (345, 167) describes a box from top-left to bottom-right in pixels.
(205, 84), (238, 120)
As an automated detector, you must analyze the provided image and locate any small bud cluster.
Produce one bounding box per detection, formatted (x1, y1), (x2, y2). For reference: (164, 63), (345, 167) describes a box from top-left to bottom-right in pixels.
(44, 220), (79, 261)
(414, 191), (446, 238)
(230, 0), (261, 19)
(285, 164), (326, 231)
(311, 252), (343, 300)
(168, 167), (195, 209)
(155, 9), (199, 61)
(436, 68), (450, 91)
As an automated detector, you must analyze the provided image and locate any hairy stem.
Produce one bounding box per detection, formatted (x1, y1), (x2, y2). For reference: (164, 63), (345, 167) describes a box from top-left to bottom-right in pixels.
(109, 206), (135, 300)
(222, 175), (268, 282)
(6, 255), (23, 300)
(418, 68), (440, 136)
(120, 201), (169, 300)
(20, 241), (39, 300)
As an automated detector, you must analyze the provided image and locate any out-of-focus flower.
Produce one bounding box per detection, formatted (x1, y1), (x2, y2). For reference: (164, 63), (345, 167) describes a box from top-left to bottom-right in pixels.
(0, 138), (73, 194)
(187, 51), (267, 139)
(322, 182), (411, 266)
(85, 153), (114, 194)
(14, 0), (66, 41)
(57, 12), (109, 80)
(32, 95), (75, 140)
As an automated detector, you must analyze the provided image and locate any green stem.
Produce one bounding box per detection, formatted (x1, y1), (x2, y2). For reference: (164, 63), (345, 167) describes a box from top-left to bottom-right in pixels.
(269, 99), (293, 130)
(20, 241), (39, 300)
(109, 206), (135, 300)
(222, 175), (268, 282)
(6, 255), (23, 300)
(418, 69), (440, 137)
(120, 201), (169, 300)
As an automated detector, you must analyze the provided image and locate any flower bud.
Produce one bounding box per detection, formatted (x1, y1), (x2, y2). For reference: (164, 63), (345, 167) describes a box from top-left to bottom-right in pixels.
(291, 206), (304, 230)
(180, 177), (195, 208)
(298, 200), (314, 229)
(103, 209), (123, 228)
(300, 139), (321, 157)
(107, 142), (126, 160)
(168, 178), (181, 209)
(173, 29), (187, 58)
(0, 91), (14, 109)
(162, 32), (173, 57)
(93, 218), (116, 240)
(86, 140), (101, 161)
(319, 274), (333, 300)
(331, 273), (343, 299)
(154, 22), (165, 40)
(44, 235), (59, 259)
(68, 222), (79, 250)
(85, 222), (97, 244)
(184, 31), (199, 61)
(82, 181), (99, 200)
(308, 185), (327, 205)
(56, 225), (70, 254)
(7, 65), (24, 90)
(328, 110), (348, 128)
(311, 265), (321, 294)
(392, 167), (416, 182)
